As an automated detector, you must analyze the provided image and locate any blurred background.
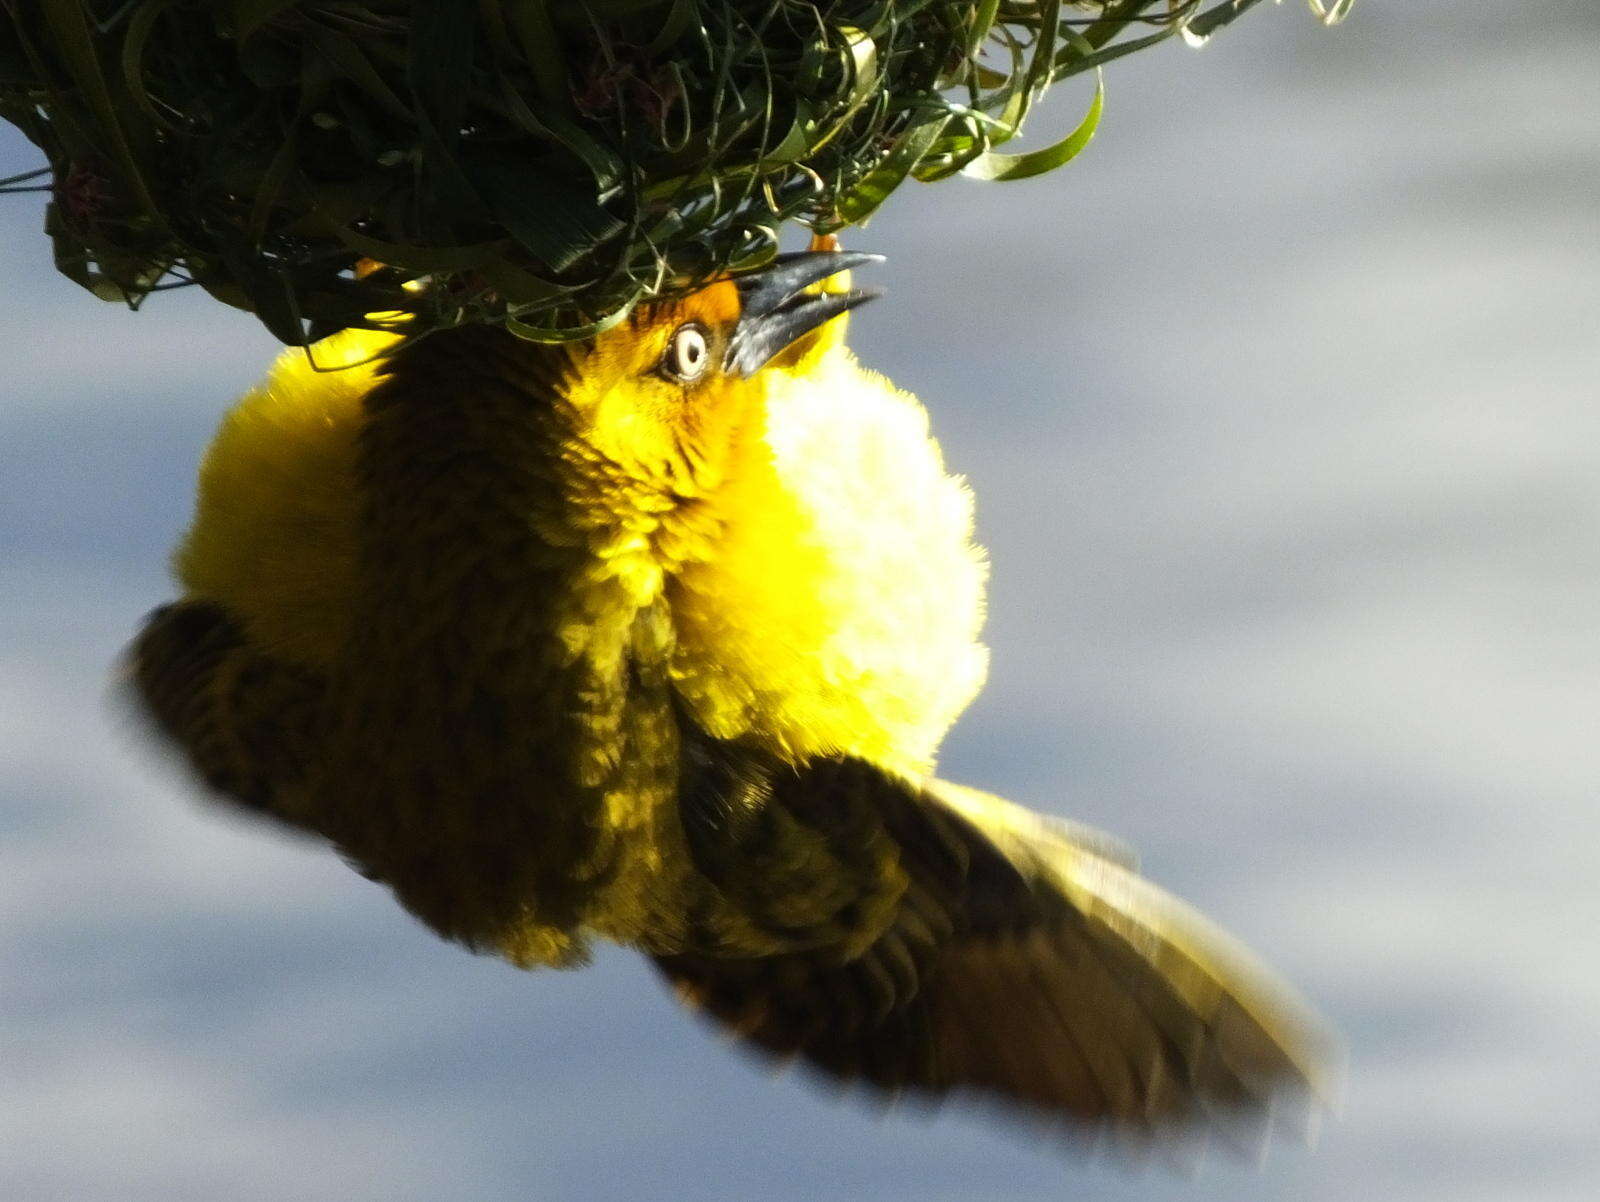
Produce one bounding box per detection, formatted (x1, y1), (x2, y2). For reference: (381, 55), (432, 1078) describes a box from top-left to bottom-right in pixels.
(4, 2), (1598, 1199)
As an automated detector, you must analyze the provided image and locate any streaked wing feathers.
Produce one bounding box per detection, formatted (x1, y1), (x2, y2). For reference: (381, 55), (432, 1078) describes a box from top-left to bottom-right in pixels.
(657, 763), (1337, 1150)
(127, 600), (323, 821)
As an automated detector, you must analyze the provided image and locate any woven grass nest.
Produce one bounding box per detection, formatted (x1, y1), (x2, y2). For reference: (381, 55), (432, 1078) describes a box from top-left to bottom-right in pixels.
(0, 1), (1351, 345)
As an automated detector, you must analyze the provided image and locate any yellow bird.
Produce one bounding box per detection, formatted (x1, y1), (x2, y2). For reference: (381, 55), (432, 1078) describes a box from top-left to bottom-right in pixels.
(129, 246), (1335, 1149)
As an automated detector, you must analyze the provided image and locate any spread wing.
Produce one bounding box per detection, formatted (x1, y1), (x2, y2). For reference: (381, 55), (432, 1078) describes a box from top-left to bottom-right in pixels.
(125, 600), (325, 822)
(655, 758), (1337, 1152)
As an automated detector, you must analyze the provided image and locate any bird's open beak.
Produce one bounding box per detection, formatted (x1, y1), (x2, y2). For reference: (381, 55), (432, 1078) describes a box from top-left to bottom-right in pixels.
(725, 251), (882, 376)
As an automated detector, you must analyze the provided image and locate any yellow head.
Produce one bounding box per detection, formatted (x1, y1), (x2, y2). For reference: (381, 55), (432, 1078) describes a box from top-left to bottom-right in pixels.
(556, 250), (881, 499)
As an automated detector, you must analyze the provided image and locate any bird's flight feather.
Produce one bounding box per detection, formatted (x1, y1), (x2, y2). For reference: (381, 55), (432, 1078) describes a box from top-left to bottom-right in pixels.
(657, 758), (1333, 1147)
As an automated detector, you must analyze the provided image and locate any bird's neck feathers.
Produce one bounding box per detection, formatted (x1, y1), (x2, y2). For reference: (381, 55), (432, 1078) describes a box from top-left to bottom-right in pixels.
(355, 325), (740, 605)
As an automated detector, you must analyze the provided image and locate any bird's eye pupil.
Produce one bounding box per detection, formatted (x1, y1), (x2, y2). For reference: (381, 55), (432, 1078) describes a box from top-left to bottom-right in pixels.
(665, 325), (710, 381)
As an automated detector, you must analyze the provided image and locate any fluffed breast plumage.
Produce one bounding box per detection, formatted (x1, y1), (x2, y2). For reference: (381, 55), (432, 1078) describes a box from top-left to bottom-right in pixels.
(669, 343), (988, 778)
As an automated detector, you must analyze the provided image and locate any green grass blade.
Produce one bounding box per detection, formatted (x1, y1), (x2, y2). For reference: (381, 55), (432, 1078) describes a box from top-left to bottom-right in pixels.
(961, 68), (1103, 182)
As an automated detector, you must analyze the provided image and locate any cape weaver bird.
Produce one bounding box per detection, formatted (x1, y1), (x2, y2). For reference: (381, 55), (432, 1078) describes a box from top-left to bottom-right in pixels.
(129, 245), (1335, 1151)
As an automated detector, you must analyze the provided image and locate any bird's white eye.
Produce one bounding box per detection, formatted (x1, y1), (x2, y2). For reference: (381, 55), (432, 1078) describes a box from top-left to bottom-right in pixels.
(661, 323), (711, 382)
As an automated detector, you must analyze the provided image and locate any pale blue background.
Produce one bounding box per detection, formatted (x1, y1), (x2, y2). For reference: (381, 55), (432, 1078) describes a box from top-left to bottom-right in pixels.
(5, 4), (1599, 1199)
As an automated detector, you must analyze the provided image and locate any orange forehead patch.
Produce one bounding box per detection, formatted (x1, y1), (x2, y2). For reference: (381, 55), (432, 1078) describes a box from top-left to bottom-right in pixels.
(600, 277), (744, 372)
(628, 279), (741, 337)
(618, 277), (742, 355)
(677, 278), (742, 328)
(628, 278), (738, 330)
